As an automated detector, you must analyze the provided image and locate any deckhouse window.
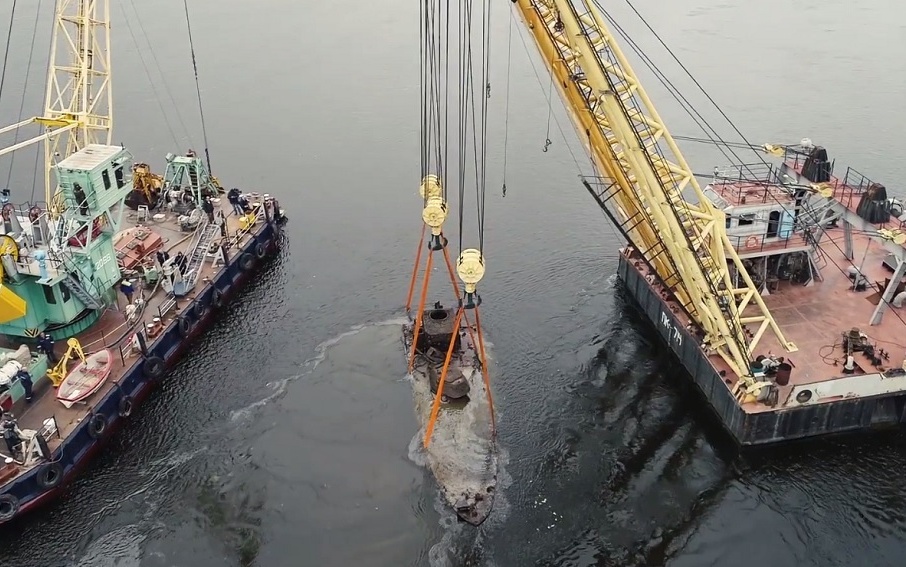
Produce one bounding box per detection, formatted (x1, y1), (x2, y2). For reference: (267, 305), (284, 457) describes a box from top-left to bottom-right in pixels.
(737, 213), (755, 226)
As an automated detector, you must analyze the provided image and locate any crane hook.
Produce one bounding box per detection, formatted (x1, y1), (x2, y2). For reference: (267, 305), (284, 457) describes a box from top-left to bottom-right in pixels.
(542, 138), (552, 153)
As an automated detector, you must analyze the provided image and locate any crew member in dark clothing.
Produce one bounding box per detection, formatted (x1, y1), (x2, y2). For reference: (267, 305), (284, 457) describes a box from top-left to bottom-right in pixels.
(119, 279), (135, 304)
(173, 252), (188, 274)
(202, 196), (215, 222)
(15, 369), (33, 403)
(238, 195), (251, 214)
(2, 414), (21, 457)
(156, 249), (170, 266)
(227, 188), (243, 215)
(37, 332), (57, 364)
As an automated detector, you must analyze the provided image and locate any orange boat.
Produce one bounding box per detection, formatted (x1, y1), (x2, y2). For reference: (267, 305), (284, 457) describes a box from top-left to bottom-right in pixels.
(56, 350), (114, 409)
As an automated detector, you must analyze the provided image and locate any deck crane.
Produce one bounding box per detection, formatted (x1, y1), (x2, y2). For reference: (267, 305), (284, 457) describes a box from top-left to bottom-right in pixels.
(509, 1), (797, 388)
(0, 0), (112, 218)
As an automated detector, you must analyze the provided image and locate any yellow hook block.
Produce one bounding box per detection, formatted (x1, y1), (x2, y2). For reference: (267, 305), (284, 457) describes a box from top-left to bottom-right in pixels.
(419, 175), (443, 200)
(422, 196), (448, 236)
(457, 249), (485, 294)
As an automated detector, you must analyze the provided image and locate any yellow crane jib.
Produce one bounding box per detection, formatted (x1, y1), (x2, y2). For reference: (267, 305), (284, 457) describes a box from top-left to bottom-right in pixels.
(510, 0), (796, 382)
(46, 338), (86, 388)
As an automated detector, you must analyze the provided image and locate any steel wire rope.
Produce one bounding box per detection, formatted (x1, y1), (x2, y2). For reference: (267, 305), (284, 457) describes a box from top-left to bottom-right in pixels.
(118, 1), (180, 148)
(124, 0), (193, 146)
(611, 2), (906, 334)
(181, 0), (213, 174)
(0, 0), (17, 106)
(5, 0), (40, 192)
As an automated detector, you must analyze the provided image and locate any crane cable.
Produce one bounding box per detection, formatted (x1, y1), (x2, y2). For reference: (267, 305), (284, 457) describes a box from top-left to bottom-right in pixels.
(408, 0), (466, 365)
(501, 11), (513, 198)
(424, 0), (496, 447)
(181, 0), (213, 175)
(0, 0), (17, 107)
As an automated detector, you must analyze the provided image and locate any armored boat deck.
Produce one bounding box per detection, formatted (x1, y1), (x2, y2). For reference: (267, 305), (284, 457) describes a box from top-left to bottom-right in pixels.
(618, 146), (906, 446)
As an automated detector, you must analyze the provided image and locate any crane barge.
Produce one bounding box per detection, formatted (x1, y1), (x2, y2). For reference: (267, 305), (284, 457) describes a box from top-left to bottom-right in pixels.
(512, 0), (906, 446)
(0, 0), (286, 525)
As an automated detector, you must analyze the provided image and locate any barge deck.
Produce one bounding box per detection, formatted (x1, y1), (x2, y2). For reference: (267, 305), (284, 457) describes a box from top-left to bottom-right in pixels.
(616, 145), (906, 446)
(0, 146), (285, 524)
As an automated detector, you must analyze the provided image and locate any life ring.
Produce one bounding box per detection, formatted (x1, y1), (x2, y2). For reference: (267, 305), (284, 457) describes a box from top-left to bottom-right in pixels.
(87, 413), (107, 439)
(193, 299), (208, 321)
(118, 395), (134, 418)
(239, 252), (255, 272)
(143, 356), (165, 381)
(744, 236), (760, 249)
(0, 494), (19, 522)
(210, 288), (224, 309)
(36, 461), (64, 489)
(254, 241), (267, 259)
(177, 315), (192, 337)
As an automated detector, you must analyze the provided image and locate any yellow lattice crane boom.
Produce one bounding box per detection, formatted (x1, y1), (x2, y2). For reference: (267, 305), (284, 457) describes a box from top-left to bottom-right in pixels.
(0, 0), (112, 217)
(511, 1), (796, 380)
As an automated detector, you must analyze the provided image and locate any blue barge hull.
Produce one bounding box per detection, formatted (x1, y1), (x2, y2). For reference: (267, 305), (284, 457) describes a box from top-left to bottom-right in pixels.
(617, 251), (906, 446)
(0, 214), (285, 525)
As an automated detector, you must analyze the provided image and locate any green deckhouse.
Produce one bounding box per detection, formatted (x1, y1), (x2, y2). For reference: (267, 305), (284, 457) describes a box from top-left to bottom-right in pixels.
(0, 144), (135, 340)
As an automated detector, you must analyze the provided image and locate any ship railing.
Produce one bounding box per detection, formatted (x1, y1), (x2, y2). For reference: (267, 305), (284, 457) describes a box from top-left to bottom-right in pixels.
(226, 201), (266, 250)
(710, 163), (791, 204)
(13, 252), (65, 279)
(782, 147), (839, 179)
(37, 415), (60, 443)
(780, 151), (884, 209)
(729, 230), (813, 255)
(712, 162), (777, 185)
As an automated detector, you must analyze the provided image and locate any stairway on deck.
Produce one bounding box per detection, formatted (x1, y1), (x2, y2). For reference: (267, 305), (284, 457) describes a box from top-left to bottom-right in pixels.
(172, 219), (220, 297)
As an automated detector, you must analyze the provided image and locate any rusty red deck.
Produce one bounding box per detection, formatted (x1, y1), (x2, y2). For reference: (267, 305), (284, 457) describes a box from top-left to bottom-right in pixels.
(631, 168), (906, 416)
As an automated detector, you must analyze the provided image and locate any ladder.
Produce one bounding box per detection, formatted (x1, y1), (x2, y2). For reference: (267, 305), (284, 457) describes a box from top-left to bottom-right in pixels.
(54, 251), (104, 310)
(182, 220), (221, 291)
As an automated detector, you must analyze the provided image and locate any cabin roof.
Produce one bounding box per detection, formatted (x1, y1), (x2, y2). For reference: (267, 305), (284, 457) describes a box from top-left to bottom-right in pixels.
(56, 144), (123, 172)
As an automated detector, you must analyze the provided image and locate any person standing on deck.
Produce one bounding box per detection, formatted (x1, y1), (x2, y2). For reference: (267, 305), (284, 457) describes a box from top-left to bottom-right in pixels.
(227, 188), (243, 216)
(2, 413), (21, 457)
(202, 196), (215, 223)
(120, 279), (135, 304)
(37, 332), (57, 365)
(15, 369), (33, 403)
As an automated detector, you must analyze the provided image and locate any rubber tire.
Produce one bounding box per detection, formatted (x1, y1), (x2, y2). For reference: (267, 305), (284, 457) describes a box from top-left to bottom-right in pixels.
(36, 462), (63, 490)
(143, 356), (165, 381)
(210, 288), (224, 309)
(193, 300), (208, 321)
(239, 252), (255, 272)
(118, 395), (134, 418)
(0, 494), (19, 522)
(88, 413), (107, 439)
(254, 241), (266, 259)
(177, 316), (192, 338)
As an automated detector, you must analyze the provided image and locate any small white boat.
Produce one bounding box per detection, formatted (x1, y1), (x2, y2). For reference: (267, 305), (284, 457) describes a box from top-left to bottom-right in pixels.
(56, 349), (114, 409)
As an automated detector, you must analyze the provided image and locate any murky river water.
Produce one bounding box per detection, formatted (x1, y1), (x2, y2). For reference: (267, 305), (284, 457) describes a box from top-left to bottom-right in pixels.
(1, 0), (905, 565)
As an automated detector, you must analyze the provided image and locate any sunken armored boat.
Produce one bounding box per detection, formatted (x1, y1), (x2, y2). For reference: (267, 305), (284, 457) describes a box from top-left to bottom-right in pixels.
(409, 303), (471, 402)
(402, 300), (497, 526)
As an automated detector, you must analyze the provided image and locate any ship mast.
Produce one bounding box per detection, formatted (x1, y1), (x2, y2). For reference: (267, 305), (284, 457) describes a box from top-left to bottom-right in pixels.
(509, 1), (797, 383)
(0, 0), (112, 217)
